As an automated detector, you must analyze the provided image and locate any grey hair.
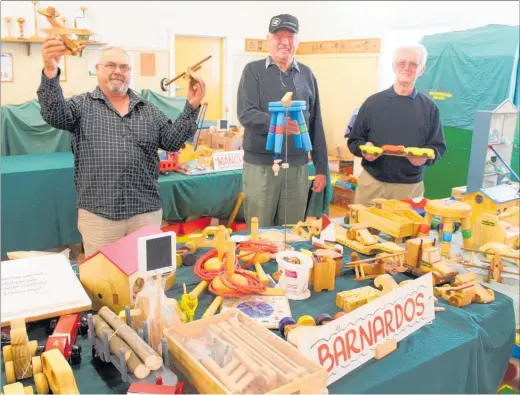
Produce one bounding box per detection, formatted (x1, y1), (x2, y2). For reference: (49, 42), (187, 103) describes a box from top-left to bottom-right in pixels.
(98, 46), (131, 63)
(393, 44), (428, 68)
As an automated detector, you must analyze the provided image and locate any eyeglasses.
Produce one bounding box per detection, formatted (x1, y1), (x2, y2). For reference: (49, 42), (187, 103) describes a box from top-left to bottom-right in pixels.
(396, 60), (419, 70)
(99, 63), (131, 73)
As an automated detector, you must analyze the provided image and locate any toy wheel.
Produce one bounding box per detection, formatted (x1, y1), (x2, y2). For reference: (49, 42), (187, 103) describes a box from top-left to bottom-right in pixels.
(369, 228), (380, 235)
(34, 372), (49, 394)
(3, 344), (13, 362)
(316, 314), (333, 325)
(278, 317), (296, 338)
(78, 316), (88, 337)
(449, 296), (460, 307)
(297, 315), (316, 326)
(70, 344), (82, 365)
(29, 340), (38, 357)
(32, 356), (42, 375)
(184, 242), (197, 254)
(1, 333), (11, 350)
(347, 229), (356, 240)
(160, 77), (169, 92)
(182, 252), (197, 267)
(23, 385), (34, 394)
(5, 360), (16, 384)
(46, 318), (57, 336)
(333, 312), (347, 320)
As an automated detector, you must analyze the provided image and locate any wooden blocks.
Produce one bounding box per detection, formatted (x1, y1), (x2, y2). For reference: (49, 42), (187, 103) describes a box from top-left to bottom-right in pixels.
(311, 255), (336, 292)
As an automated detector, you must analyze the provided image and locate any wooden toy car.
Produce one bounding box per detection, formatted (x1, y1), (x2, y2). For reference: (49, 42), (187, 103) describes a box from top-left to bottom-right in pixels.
(360, 145), (383, 156)
(183, 225), (231, 253)
(44, 313), (87, 365)
(381, 145), (406, 155)
(405, 147), (435, 159)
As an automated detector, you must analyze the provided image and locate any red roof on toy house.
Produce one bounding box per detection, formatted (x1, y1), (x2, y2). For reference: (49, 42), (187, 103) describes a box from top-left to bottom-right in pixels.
(79, 224), (163, 276)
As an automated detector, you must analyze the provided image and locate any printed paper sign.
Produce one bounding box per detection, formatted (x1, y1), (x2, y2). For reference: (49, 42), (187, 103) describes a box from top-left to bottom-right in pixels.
(298, 273), (435, 385)
(1, 254), (91, 326)
(212, 150), (244, 171)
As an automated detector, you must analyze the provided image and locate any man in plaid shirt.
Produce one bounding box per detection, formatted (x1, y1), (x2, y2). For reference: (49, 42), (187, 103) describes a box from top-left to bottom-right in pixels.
(37, 37), (206, 257)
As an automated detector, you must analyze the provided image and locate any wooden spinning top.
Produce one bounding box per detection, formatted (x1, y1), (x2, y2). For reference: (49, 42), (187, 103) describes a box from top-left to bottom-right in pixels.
(17, 18), (27, 40)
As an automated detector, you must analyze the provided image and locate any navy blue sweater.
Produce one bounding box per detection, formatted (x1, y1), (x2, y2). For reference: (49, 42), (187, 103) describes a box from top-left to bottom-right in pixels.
(348, 86), (446, 184)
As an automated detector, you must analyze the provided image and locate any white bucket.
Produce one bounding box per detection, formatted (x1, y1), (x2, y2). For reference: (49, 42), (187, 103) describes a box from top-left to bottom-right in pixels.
(276, 251), (313, 300)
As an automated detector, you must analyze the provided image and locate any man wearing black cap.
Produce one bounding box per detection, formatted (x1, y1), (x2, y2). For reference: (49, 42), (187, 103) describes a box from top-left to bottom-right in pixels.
(237, 14), (328, 227)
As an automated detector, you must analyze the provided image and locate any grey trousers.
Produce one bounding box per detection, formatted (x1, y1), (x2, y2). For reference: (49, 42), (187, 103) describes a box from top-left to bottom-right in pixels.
(242, 162), (309, 227)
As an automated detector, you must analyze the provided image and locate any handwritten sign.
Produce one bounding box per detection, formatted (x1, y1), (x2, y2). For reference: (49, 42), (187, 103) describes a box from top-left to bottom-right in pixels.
(298, 273), (435, 385)
(212, 150), (244, 172)
(244, 38), (381, 54)
(1, 254), (92, 326)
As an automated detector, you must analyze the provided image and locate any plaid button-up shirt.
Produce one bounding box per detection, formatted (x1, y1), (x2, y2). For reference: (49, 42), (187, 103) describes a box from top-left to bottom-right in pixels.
(37, 69), (200, 221)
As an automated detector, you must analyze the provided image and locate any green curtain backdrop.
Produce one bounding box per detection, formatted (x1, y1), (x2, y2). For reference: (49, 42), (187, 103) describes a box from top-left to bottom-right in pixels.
(417, 24), (519, 197)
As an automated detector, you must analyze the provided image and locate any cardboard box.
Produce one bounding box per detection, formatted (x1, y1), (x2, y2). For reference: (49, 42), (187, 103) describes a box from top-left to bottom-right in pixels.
(211, 131), (243, 151)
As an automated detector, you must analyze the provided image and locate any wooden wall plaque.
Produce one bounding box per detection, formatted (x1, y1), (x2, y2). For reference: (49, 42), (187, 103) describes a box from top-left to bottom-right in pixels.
(244, 38), (381, 54)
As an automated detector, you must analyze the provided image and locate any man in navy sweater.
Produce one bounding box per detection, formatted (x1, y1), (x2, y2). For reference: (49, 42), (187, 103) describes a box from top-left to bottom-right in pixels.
(348, 44), (446, 205)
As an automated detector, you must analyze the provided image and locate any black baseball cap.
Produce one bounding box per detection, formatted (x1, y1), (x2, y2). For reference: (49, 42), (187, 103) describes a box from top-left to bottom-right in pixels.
(269, 14), (299, 34)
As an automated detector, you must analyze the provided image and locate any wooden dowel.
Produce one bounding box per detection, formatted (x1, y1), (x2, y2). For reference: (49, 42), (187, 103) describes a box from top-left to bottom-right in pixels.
(98, 306), (162, 370)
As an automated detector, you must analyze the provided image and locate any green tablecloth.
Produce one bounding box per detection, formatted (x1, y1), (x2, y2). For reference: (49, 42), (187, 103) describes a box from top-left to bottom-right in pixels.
(1, 153), (330, 256)
(1, 233), (515, 394)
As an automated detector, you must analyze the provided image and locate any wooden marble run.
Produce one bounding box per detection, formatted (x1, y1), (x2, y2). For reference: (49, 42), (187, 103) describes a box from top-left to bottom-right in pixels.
(37, 7), (92, 55)
(3, 317), (80, 394)
(360, 144), (435, 159)
(164, 310), (327, 394)
(164, 55), (212, 88)
(434, 272), (495, 307)
(335, 222), (405, 256)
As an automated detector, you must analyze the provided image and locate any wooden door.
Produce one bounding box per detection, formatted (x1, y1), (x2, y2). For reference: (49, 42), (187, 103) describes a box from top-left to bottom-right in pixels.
(174, 35), (223, 121)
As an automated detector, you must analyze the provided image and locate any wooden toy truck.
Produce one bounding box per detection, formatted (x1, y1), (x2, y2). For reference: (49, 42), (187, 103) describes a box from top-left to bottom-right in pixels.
(44, 313), (87, 365)
(404, 238), (458, 285)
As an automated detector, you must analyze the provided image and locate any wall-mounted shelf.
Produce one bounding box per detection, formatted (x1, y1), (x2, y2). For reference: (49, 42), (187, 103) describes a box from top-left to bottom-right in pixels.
(1, 37), (106, 56)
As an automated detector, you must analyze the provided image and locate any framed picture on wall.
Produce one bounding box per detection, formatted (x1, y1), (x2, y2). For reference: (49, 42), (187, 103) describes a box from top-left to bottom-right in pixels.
(58, 57), (67, 82)
(1, 53), (14, 82)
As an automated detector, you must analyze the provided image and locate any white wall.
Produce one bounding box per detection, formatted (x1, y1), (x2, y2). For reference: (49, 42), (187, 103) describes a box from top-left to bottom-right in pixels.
(2, 1), (519, 109)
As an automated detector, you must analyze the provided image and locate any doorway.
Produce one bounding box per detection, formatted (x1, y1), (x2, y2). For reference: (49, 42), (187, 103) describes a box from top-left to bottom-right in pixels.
(174, 35), (224, 121)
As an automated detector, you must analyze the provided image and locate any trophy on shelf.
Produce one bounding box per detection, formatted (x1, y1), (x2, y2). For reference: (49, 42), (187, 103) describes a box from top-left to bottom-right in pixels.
(3, 17), (15, 39)
(30, 0), (44, 41)
(17, 17), (28, 40)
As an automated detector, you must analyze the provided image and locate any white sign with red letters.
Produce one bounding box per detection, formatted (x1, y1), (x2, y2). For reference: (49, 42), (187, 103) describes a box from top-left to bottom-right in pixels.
(298, 273), (435, 385)
(212, 150), (244, 172)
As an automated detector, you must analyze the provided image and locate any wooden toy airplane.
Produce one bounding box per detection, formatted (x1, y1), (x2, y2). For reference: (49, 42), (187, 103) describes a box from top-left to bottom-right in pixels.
(38, 7), (92, 55)
(164, 55), (212, 88)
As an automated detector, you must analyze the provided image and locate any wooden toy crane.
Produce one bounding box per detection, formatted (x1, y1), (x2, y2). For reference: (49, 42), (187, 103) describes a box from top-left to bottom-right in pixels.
(164, 55), (212, 89)
(37, 6), (93, 56)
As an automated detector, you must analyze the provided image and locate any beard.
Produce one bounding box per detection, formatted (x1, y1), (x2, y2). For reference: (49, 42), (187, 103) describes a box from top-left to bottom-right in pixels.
(106, 78), (127, 93)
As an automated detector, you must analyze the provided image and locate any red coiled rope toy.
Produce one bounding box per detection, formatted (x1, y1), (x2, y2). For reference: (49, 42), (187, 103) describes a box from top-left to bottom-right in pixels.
(193, 249), (267, 297)
(235, 241), (278, 269)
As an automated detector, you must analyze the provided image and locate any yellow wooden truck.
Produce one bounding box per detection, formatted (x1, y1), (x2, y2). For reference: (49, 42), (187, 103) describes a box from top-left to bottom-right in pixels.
(404, 237), (458, 285)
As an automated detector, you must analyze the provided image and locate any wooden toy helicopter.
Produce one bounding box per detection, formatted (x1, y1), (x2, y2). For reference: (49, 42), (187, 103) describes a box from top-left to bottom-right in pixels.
(38, 6), (93, 56)
(161, 55), (212, 91)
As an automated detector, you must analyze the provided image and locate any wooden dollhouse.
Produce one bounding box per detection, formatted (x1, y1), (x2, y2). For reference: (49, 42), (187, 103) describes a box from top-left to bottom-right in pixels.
(78, 225), (176, 313)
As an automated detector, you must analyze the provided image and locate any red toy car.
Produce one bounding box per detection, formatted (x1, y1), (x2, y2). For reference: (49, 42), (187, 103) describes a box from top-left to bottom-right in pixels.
(381, 144), (406, 155)
(44, 313), (87, 365)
